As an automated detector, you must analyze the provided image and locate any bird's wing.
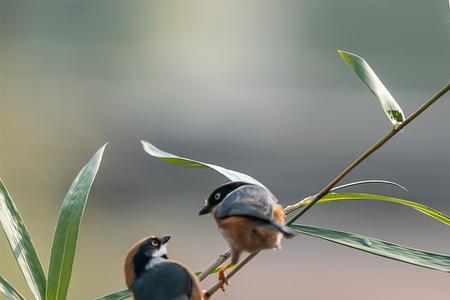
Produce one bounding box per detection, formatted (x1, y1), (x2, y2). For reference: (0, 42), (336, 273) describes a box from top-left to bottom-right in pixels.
(216, 184), (277, 222)
(131, 261), (193, 300)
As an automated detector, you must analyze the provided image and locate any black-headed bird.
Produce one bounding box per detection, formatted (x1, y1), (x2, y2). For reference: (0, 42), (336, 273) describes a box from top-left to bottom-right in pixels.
(199, 181), (294, 289)
(124, 235), (205, 300)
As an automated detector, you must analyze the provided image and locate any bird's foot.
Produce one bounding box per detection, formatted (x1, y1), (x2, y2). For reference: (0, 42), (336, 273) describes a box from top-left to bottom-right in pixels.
(202, 290), (211, 300)
(218, 269), (229, 291)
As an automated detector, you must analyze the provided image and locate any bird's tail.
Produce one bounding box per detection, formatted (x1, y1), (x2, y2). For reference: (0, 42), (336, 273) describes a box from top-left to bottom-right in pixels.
(269, 221), (295, 239)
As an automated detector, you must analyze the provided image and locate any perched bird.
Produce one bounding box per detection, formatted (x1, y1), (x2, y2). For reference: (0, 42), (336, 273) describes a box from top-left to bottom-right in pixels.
(124, 235), (205, 300)
(199, 181), (294, 289)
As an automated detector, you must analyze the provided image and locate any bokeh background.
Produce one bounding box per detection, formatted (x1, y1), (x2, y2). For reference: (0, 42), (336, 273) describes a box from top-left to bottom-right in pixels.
(1, 0), (449, 299)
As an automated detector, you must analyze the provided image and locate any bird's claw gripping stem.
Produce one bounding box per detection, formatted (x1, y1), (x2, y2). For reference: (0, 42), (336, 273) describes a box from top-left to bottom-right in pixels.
(218, 268), (230, 291)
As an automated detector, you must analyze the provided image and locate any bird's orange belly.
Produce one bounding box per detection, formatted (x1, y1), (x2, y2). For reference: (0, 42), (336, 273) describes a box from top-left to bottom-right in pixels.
(218, 216), (282, 252)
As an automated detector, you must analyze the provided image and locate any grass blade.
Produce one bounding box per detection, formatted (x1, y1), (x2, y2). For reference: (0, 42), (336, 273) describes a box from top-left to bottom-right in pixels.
(0, 275), (25, 300)
(46, 145), (106, 300)
(319, 193), (450, 226)
(141, 140), (266, 188)
(290, 224), (450, 272)
(93, 289), (131, 300)
(330, 180), (407, 193)
(0, 179), (46, 300)
(194, 266), (231, 276)
(338, 50), (405, 126)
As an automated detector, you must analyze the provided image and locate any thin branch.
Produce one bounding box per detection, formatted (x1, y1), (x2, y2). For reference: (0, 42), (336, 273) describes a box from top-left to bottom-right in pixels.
(198, 250), (232, 281)
(288, 80), (450, 224)
(204, 251), (260, 297)
(204, 81), (450, 297)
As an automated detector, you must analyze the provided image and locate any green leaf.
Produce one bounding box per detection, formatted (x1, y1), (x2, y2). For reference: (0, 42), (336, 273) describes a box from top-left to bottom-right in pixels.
(0, 275), (25, 300)
(290, 224), (450, 272)
(93, 289), (131, 300)
(330, 180), (407, 193)
(141, 140), (266, 188)
(46, 145), (106, 300)
(194, 266), (233, 276)
(0, 179), (46, 300)
(319, 193), (450, 226)
(338, 50), (405, 126)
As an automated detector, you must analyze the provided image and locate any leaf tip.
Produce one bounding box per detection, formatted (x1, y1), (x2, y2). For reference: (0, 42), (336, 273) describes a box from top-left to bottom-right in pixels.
(96, 143), (108, 160)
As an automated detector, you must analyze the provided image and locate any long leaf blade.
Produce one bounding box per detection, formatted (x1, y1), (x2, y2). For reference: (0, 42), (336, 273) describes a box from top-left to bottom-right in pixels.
(338, 50), (405, 126)
(0, 179), (46, 300)
(290, 224), (450, 272)
(93, 289), (131, 300)
(141, 140), (266, 188)
(46, 145), (106, 300)
(0, 275), (25, 300)
(319, 193), (450, 226)
(330, 180), (407, 193)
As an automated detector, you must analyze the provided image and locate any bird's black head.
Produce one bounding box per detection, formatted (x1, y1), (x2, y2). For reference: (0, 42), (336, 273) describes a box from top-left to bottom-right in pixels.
(132, 235), (171, 279)
(199, 181), (249, 215)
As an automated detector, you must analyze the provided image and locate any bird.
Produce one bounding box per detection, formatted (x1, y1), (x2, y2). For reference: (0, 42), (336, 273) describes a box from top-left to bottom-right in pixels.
(124, 235), (205, 300)
(198, 181), (294, 289)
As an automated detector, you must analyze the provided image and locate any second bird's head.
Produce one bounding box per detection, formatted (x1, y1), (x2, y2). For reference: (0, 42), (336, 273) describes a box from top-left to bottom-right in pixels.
(125, 235), (171, 288)
(199, 181), (248, 215)
(137, 235), (171, 259)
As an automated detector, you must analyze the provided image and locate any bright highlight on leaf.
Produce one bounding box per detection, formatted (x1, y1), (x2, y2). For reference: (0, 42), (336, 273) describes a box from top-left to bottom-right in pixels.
(338, 50), (405, 126)
(330, 179), (407, 193)
(0, 275), (25, 300)
(141, 140), (266, 188)
(290, 193), (450, 227)
(0, 179), (46, 300)
(46, 145), (107, 300)
(290, 224), (450, 272)
(320, 193), (450, 226)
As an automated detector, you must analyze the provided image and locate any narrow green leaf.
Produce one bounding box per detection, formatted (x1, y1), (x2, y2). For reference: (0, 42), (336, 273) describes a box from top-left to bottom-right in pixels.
(194, 266), (233, 276)
(46, 145), (107, 300)
(0, 275), (25, 300)
(330, 180), (407, 193)
(290, 224), (450, 272)
(93, 289), (131, 300)
(0, 179), (46, 300)
(338, 50), (405, 126)
(141, 140), (266, 188)
(319, 193), (450, 226)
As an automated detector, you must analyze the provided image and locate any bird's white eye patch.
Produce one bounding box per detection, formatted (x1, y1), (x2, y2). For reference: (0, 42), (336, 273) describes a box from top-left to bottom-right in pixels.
(214, 193), (221, 200)
(151, 240), (158, 247)
(152, 244), (167, 258)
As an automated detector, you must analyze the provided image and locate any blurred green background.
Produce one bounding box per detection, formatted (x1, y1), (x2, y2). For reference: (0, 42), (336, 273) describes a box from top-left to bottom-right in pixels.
(1, 1), (449, 299)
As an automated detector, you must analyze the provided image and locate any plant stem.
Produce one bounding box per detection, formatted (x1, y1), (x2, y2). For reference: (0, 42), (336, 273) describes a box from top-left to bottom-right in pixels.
(198, 250), (232, 281)
(204, 81), (450, 297)
(205, 251), (260, 297)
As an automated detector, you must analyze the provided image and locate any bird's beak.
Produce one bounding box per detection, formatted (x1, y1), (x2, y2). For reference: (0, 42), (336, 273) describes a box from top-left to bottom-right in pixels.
(198, 205), (211, 215)
(160, 235), (171, 244)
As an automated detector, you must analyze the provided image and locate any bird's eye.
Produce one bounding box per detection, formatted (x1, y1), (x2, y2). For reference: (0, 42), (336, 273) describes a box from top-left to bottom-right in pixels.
(214, 193), (221, 200)
(151, 240), (158, 247)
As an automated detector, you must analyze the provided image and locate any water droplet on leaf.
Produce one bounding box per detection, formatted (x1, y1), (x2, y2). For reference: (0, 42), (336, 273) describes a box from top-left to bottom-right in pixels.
(361, 239), (373, 247)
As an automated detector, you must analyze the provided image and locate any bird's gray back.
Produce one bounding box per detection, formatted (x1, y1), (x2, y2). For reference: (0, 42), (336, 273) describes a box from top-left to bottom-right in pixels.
(131, 261), (193, 300)
(215, 184), (277, 221)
